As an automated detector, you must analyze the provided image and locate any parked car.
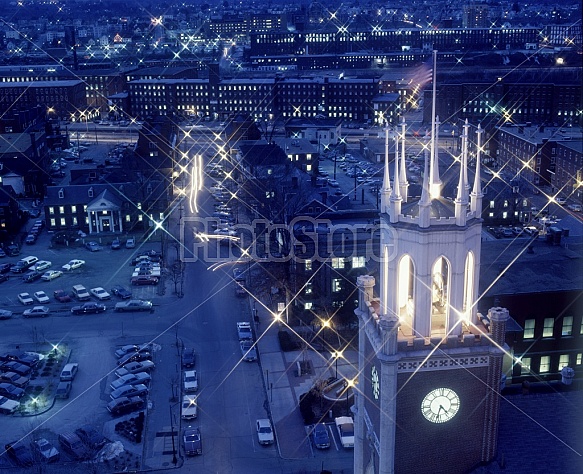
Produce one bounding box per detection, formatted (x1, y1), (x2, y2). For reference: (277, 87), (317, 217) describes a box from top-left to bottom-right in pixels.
(111, 239), (121, 250)
(58, 432), (90, 460)
(0, 263), (14, 274)
(54, 290), (72, 303)
(110, 372), (151, 391)
(240, 340), (257, 362)
(0, 372), (29, 388)
(60, 363), (79, 381)
(182, 348), (196, 368)
(90, 287), (111, 300)
(75, 425), (106, 450)
(0, 361), (31, 376)
(0, 309), (13, 320)
(183, 370), (198, 393)
(110, 383), (149, 400)
(183, 427), (202, 456)
(335, 416), (355, 448)
(55, 381), (72, 399)
(23, 306), (50, 318)
(0, 274), (8, 284)
(4, 442), (34, 466)
(181, 394), (198, 420)
(71, 302), (107, 315)
(0, 383), (25, 399)
(0, 352), (39, 367)
(114, 299), (153, 312)
(107, 396), (145, 416)
(131, 275), (159, 286)
(256, 419), (274, 445)
(85, 242), (101, 252)
(114, 344), (149, 359)
(117, 351), (152, 366)
(23, 271), (42, 283)
(62, 259), (85, 271)
(33, 291), (50, 304)
(34, 261), (52, 272)
(125, 238), (136, 249)
(32, 438), (60, 462)
(311, 423), (331, 449)
(24, 234), (36, 245)
(0, 396), (19, 414)
(115, 360), (155, 377)
(41, 270), (62, 281)
(111, 285), (132, 299)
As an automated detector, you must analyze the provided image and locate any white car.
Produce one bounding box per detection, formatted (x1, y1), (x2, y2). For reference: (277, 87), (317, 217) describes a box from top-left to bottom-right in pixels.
(34, 261), (52, 272)
(41, 270), (63, 281)
(62, 259), (85, 271)
(335, 416), (355, 448)
(18, 293), (34, 305)
(0, 396), (19, 414)
(256, 419), (274, 445)
(90, 287), (111, 300)
(183, 370), (198, 393)
(181, 394), (198, 420)
(33, 291), (50, 304)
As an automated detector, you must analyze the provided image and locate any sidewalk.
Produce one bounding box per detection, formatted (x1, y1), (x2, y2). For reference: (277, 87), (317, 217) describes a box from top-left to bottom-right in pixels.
(253, 302), (358, 460)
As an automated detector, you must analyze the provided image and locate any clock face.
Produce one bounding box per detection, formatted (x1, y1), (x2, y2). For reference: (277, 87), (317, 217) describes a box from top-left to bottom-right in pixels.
(421, 388), (460, 423)
(371, 365), (380, 400)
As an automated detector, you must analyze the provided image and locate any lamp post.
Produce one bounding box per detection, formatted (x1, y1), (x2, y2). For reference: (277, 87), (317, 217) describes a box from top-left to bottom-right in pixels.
(169, 403), (179, 465)
(334, 353), (339, 379)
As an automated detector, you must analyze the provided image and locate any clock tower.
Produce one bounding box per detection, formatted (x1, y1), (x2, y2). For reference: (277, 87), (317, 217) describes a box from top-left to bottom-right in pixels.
(353, 113), (509, 474)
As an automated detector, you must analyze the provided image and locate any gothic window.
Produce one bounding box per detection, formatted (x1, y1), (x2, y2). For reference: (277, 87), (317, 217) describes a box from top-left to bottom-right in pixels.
(397, 255), (415, 336)
(431, 256), (450, 336)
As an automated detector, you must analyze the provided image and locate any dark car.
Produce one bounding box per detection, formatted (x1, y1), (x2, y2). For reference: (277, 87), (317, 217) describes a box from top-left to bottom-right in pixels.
(54, 290), (72, 303)
(131, 275), (159, 286)
(114, 344), (148, 359)
(23, 271), (42, 283)
(4, 442), (34, 467)
(183, 427), (202, 456)
(0, 383), (25, 399)
(25, 234), (37, 245)
(114, 299), (153, 312)
(117, 351), (152, 367)
(111, 285), (132, 299)
(1, 361), (32, 376)
(0, 263), (14, 274)
(58, 432), (90, 460)
(32, 438), (60, 463)
(75, 425), (107, 450)
(0, 274), (8, 284)
(71, 302), (107, 315)
(0, 352), (40, 367)
(111, 239), (121, 250)
(312, 423), (331, 449)
(107, 396), (145, 416)
(182, 348), (195, 368)
(110, 383), (149, 400)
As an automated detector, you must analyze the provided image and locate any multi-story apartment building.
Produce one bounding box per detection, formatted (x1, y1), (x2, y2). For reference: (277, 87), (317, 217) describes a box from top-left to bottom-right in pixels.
(553, 140), (583, 202)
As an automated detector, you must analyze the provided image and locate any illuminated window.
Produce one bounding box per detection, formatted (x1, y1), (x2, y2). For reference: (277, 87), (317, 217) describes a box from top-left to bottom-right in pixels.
(304, 302), (313, 310)
(49, 207), (54, 215)
(577, 354), (582, 365)
(331, 258), (345, 269)
(71, 205), (77, 213)
(539, 356), (550, 373)
(352, 256), (365, 268)
(332, 278), (342, 292)
(125, 215), (130, 222)
(50, 218), (56, 226)
(138, 215), (143, 221)
(520, 357), (531, 375)
(523, 319), (535, 339)
(542, 318), (554, 337)
(559, 354), (570, 369)
(60, 218), (66, 226)
(305, 260), (312, 271)
(561, 316), (573, 336)
(305, 283), (312, 295)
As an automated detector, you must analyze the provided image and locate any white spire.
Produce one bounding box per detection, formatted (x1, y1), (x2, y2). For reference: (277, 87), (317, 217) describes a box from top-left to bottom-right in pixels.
(429, 50), (442, 199)
(470, 123), (485, 216)
(419, 131), (431, 228)
(390, 128), (402, 222)
(455, 119), (470, 226)
(399, 116), (409, 202)
(380, 123), (392, 214)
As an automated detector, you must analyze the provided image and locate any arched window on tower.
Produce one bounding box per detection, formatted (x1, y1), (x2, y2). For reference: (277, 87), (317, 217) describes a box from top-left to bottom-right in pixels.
(463, 252), (475, 328)
(431, 256), (450, 336)
(397, 255), (415, 337)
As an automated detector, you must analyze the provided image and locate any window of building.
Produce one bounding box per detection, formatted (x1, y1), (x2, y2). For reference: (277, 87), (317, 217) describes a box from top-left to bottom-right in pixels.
(58, 189), (64, 199)
(543, 318), (554, 337)
(331, 258), (345, 269)
(577, 354), (582, 365)
(49, 207), (54, 215)
(489, 200), (495, 208)
(60, 218), (66, 226)
(125, 215), (130, 222)
(332, 278), (342, 292)
(72, 217), (77, 225)
(539, 356), (551, 373)
(138, 214), (143, 221)
(561, 316), (573, 336)
(559, 354), (570, 369)
(352, 256), (366, 268)
(524, 319), (535, 339)
(305, 260), (312, 271)
(59, 206), (65, 214)
(305, 283), (312, 295)
(304, 302), (312, 310)
(71, 205), (76, 213)
(520, 357), (531, 375)
(50, 218), (56, 226)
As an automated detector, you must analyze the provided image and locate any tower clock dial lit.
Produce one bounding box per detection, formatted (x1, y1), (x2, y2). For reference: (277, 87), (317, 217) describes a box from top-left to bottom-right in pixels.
(371, 365), (380, 400)
(421, 388), (460, 423)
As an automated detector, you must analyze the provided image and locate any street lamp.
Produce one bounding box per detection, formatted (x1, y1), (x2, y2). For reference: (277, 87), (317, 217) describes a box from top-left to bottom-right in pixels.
(332, 350), (343, 380)
(169, 402), (179, 465)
